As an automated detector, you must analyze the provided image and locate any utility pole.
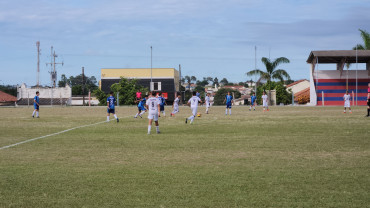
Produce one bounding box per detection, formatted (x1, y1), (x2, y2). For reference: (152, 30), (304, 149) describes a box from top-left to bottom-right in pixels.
(36, 41), (41, 87)
(82, 67), (85, 106)
(46, 46), (63, 88)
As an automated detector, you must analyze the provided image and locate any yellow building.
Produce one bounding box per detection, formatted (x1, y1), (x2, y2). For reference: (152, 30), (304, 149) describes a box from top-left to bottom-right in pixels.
(100, 68), (180, 101)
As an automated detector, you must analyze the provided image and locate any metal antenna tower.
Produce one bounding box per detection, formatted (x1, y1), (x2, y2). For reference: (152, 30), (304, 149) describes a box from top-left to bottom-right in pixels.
(36, 41), (41, 87)
(46, 46), (64, 88)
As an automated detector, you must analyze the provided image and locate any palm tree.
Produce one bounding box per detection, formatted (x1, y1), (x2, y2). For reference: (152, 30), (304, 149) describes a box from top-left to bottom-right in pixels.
(184, 75), (197, 91)
(353, 29), (370, 50)
(246, 57), (291, 105)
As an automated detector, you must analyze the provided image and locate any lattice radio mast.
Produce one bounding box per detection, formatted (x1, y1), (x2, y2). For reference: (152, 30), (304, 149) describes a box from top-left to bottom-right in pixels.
(46, 46), (64, 88)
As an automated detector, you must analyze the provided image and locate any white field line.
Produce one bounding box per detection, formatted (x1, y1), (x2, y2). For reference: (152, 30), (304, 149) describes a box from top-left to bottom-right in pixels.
(0, 117), (126, 150)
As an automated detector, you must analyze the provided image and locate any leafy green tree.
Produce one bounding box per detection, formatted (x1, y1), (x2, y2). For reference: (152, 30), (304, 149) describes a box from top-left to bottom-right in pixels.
(255, 81), (292, 105)
(214, 88), (241, 105)
(94, 77), (148, 106)
(110, 77), (148, 105)
(213, 77), (219, 86)
(246, 57), (290, 105)
(184, 75), (197, 91)
(220, 78), (229, 85)
(59, 74), (98, 95)
(58, 74), (68, 87)
(93, 88), (109, 106)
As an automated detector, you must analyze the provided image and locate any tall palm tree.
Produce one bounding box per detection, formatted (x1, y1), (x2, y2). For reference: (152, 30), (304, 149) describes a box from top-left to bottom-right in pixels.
(353, 29), (370, 50)
(184, 75), (197, 91)
(246, 57), (291, 105)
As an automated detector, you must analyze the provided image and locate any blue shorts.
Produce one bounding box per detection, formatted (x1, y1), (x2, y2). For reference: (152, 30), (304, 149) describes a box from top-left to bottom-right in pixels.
(107, 108), (115, 114)
(34, 105), (39, 110)
(160, 105), (165, 111)
(138, 106), (146, 111)
(226, 103), (232, 109)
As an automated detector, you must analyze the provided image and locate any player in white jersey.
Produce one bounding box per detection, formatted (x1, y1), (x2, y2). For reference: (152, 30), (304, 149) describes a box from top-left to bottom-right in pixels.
(186, 91), (202, 124)
(171, 94), (181, 117)
(146, 91), (160, 134)
(262, 91), (269, 112)
(343, 91), (352, 113)
(205, 93), (211, 114)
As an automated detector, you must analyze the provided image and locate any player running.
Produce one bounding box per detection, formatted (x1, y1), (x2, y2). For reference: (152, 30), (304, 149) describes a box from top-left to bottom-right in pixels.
(205, 93), (211, 114)
(146, 91), (160, 134)
(223, 91), (233, 115)
(249, 92), (256, 111)
(186, 91), (202, 124)
(134, 95), (147, 118)
(32, 91), (40, 118)
(343, 91), (352, 114)
(157, 92), (167, 117)
(107, 91), (119, 122)
(171, 94), (181, 117)
(262, 91), (269, 112)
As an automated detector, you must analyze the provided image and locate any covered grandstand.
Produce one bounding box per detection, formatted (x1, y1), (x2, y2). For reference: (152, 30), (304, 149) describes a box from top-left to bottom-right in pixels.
(307, 50), (370, 106)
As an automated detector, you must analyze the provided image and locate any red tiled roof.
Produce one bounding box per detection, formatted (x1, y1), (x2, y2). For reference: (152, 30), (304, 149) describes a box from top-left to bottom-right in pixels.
(294, 87), (310, 101)
(286, 79), (308, 88)
(0, 91), (17, 102)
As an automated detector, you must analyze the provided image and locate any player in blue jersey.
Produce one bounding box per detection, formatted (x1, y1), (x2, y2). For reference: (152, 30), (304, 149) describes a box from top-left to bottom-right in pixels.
(249, 92), (257, 111)
(157, 92), (167, 117)
(32, 91), (40, 118)
(107, 91), (119, 122)
(223, 91), (234, 115)
(134, 95), (148, 118)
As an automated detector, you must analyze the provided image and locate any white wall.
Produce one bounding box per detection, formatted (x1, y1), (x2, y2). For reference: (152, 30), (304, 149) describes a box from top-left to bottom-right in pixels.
(287, 80), (310, 94)
(17, 83), (72, 99)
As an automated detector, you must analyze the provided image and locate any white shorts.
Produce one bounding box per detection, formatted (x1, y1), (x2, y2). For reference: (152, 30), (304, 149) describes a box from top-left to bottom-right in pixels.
(206, 102), (210, 108)
(344, 101), (350, 108)
(148, 112), (158, 121)
(263, 101), (268, 107)
(191, 107), (198, 116)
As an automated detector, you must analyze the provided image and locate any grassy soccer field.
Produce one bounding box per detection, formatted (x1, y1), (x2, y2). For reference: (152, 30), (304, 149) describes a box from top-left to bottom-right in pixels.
(0, 106), (369, 207)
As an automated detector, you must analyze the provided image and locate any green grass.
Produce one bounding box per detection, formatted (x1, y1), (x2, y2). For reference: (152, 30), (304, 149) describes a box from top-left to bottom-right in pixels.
(0, 106), (369, 207)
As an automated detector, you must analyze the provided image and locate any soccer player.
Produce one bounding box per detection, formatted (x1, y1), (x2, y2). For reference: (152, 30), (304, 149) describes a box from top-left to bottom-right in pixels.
(223, 91), (233, 115)
(343, 91), (352, 113)
(249, 92), (257, 111)
(107, 91), (119, 122)
(157, 92), (167, 117)
(146, 91), (160, 134)
(262, 91), (269, 112)
(366, 83), (370, 117)
(205, 93), (211, 114)
(171, 94), (181, 117)
(32, 91), (40, 118)
(134, 95), (147, 118)
(186, 91), (202, 124)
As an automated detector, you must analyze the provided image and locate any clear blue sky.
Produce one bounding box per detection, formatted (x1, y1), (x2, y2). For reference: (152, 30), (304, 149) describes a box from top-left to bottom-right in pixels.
(0, 0), (369, 86)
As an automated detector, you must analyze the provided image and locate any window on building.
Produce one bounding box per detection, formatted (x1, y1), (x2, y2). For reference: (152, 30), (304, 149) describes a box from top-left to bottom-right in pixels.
(150, 82), (161, 91)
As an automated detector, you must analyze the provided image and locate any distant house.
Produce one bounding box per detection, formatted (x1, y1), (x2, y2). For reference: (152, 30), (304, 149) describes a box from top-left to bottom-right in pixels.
(0, 91), (17, 106)
(222, 85), (250, 95)
(286, 79), (310, 104)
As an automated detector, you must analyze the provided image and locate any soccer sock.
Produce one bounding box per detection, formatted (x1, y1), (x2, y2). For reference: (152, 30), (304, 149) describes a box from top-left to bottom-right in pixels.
(114, 114), (117, 119)
(36, 112), (39, 117)
(32, 110), (35, 116)
(134, 113), (139, 118)
(162, 111), (165, 116)
(107, 116), (109, 121)
(156, 126), (159, 132)
(148, 125), (151, 133)
(225, 109), (227, 115)
(368, 108), (370, 116)
(188, 115), (194, 120)
(139, 111), (145, 116)
(249, 106), (251, 110)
